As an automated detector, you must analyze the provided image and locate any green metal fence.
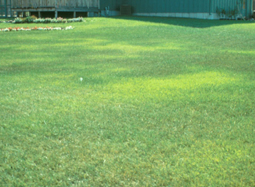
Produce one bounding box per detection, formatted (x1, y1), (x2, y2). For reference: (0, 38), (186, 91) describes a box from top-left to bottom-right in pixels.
(0, 0), (12, 18)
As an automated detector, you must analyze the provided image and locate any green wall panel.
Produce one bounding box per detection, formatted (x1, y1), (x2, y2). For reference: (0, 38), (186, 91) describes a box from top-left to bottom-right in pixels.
(122, 0), (211, 13)
(101, 0), (121, 11)
(100, 0), (253, 17)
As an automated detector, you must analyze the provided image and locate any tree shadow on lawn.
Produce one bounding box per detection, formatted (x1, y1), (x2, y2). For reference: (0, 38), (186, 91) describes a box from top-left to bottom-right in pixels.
(111, 16), (254, 28)
(1, 56), (250, 90)
(1, 35), (253, 86)
(1, 48), (253, 85)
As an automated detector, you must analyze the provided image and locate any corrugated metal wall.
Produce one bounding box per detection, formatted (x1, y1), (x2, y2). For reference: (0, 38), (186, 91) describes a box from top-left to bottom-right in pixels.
(212, 0), (242, 13)
(100, 0), (121, 10)
(212, 0), (252, 17)
(101, 0), (253, 18)
(125, 0), (210, 13)
(125, 0), (250, 14)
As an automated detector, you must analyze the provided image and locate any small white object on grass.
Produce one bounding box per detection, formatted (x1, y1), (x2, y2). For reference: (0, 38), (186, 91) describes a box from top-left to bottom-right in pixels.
(66, 26), (73, 30)
(80, 77), (83, 82)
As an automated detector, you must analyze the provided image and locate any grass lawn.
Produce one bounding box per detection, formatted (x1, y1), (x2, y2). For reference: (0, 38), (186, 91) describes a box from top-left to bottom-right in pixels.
(0, 17), (255, 186)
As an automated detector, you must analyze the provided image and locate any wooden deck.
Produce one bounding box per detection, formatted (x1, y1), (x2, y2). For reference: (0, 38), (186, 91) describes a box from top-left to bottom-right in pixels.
(0, 0), (12, 17)
(11, 0), (100, 9)
(11, 0), (100, 17)
(12, 7), (100, 12)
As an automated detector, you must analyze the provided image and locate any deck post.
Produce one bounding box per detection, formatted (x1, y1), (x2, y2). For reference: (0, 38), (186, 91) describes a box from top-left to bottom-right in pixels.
(74, 11), (76, 18)
(38, 11), (41, 18)
(4, 0), (7, 18)
(55, 0), (58, 18)
(9, 0), (12, 18)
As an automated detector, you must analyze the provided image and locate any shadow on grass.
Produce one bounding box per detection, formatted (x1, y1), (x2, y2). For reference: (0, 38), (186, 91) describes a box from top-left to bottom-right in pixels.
(1, 45), (253, 85)
(110, 16), (254, 28)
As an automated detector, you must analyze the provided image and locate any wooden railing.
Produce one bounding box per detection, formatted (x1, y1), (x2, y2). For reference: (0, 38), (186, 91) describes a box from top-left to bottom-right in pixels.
(11, 0), (100, 9)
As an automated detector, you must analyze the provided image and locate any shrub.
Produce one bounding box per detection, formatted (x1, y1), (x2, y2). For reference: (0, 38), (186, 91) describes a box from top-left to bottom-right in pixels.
(5, 20), (13, 23)
(25, 15), (37, 23)
(44, 18), (52, 23)
(252, 13), (255, 19)
(51, 19), (58, 23)
(33, 18), (45, 23)
(67, 17), (83, 23)
(57, 17), (63, 23)
(10, 16), (83, 24)
(33, 19), (39, 23)
(25, 17), (32, 23)
(67, 19), (74, 23)
(75, 17), (83, 22)
(14, 18), (23, 23)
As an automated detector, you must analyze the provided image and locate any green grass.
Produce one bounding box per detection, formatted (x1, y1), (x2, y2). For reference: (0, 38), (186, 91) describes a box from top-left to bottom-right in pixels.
(0, 17), (255, 186)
